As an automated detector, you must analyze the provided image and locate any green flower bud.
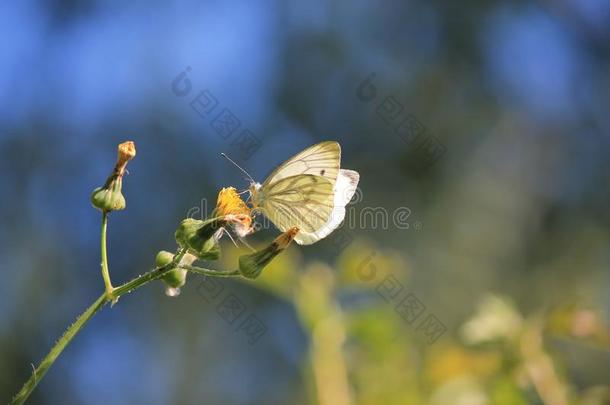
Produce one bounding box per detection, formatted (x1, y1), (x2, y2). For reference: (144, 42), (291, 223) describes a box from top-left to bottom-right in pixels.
(163, 268), (186, 290)
(155, 250), (175, 267)
(91, 141), (136, 212)
(174, 217), (226, 259)
(91, 176), (126, 212)
(199, 241), (221, 261)
(159, 252), (197, 297)
(238, 227), (299, 279)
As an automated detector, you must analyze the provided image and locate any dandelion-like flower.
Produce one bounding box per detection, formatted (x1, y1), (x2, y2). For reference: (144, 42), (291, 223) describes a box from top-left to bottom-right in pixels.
(215, 187), (253, 238)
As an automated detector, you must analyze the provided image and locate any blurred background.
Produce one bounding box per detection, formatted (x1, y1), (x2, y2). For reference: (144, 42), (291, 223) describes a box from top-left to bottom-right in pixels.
(1, 0), (610, 404)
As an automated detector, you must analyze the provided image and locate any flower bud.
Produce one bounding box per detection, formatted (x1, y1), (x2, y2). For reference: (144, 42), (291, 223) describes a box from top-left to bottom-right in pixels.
(174, 217), (226, 259)
(155, 250), (175, 267)
(238, 227), (299, 279)
(91, 176), (126, 211)
(91, 141), (136, 212)
(201, 241), (221, 261)
(160, 252), (197, 297)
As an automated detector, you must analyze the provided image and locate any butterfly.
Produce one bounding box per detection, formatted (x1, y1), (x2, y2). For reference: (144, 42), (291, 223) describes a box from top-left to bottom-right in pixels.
(244, 141), (360, 245)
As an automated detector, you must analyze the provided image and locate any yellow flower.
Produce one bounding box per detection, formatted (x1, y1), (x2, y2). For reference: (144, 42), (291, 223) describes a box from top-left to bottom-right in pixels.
(216, 187), (253, 237)
(216, 187), (250, 216)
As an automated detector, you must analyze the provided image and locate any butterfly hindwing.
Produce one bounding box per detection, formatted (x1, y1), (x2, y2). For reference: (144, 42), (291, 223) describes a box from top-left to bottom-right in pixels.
(292, 169), (360, 245)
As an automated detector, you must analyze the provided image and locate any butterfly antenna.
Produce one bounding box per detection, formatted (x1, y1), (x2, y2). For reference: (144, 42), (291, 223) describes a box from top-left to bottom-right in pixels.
(224, 230), (239, 248)
(220, 153), (255, 184)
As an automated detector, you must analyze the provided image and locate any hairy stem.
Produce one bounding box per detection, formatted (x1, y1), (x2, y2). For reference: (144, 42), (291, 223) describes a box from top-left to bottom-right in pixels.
(11, 294), (107, 405)
(9, 248), (210, 405)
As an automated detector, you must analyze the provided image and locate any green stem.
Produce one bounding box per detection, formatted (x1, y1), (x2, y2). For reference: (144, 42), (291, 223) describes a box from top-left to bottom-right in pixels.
(11, 249), (191, 405)
(10, 226), (246, 405)
(179, 264), (241, 278)
(100, 211), (114, 299)
(11, 294), (108, 405)
(112, 249), (188, 297)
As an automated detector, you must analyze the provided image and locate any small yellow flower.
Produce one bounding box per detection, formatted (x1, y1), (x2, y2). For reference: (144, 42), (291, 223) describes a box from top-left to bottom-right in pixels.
(216, 187), (250, 216)
(216, 187), (253, 237)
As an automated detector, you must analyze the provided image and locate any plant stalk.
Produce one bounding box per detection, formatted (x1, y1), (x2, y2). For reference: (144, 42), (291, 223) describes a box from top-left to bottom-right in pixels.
(10, 293), (107, 405)
(9, 248), (213, 404)
(100, 211), (114, 299)
(179, 264), (240, 278)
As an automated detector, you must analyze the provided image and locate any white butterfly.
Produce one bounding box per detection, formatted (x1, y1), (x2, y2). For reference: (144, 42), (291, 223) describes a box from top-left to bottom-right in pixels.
(247, 141), (360, 245)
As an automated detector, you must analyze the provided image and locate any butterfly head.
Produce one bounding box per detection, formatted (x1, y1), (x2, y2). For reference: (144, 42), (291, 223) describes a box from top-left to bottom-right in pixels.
(248, 182), (263, 207)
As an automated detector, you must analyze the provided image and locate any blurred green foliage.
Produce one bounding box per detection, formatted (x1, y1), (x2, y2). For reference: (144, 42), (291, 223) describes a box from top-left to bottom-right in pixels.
(221, 238), (610, 404)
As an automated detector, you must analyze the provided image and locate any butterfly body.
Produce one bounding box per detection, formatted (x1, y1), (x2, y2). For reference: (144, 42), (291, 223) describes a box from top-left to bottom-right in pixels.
(249, 182), (264, 211)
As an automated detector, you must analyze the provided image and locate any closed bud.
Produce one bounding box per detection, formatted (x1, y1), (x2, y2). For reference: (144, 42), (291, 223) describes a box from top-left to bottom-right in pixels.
(91, 176), (126, 211)
(91, 141), (136, 212)
(238, 227), (299, 279)
(155, 250), (175, 268)
(160, 252), (197, 297)
(200, 241), (221, 261)
(174, 217), (226, 259)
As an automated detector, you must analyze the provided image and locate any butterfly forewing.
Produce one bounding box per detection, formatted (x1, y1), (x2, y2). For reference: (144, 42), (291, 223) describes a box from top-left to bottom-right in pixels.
(263, 141), (341, 186)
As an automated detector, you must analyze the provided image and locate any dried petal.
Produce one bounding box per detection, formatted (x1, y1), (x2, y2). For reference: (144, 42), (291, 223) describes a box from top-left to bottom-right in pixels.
(238, 227), (299, 279)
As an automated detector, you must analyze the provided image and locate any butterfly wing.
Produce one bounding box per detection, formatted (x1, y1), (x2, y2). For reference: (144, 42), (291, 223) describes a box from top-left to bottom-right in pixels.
(263, 141), (341, 186)
(254, 141), (358, 245)
(258, 174), (336, 244)
(293, 169), (360, 245)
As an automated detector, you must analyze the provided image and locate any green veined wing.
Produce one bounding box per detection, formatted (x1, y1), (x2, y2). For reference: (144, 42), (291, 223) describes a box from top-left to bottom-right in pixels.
(258, 174), (335, 244)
